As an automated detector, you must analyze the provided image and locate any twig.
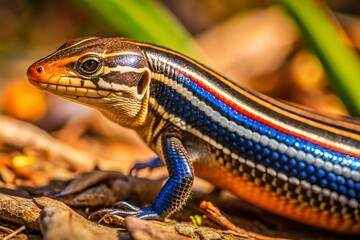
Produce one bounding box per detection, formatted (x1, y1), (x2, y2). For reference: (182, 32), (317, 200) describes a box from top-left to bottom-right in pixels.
(3, 225), (26, 240)
(200, 201), (288, 240)
(0, 114), (96, 171)
(0, 225), (14, 234)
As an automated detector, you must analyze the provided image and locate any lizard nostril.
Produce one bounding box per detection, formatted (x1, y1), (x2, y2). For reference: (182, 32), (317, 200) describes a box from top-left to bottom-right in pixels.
(27, 65), (45, 80)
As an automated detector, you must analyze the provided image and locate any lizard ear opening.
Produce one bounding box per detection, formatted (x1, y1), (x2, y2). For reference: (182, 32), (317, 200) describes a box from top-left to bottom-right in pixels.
(137, 70), (151, 96)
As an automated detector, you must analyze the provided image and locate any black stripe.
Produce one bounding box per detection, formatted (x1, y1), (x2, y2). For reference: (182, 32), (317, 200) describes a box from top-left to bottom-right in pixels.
(101, 71), (143, 86)
(142, 45), (360, 148)
(105, 54), (146, 68)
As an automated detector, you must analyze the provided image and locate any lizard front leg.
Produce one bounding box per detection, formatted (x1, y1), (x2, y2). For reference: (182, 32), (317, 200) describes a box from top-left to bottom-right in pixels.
(94, 133), (194, 220)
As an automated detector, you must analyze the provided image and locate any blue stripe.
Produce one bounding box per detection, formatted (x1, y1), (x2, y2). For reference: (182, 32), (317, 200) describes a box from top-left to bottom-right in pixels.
(151, 78), (360, 206)
(173, 74), (360, 172)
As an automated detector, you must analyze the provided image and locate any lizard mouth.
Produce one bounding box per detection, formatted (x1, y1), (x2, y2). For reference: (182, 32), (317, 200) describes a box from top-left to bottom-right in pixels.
(29, 79), (111, 99)
(27, 61), (111, 99)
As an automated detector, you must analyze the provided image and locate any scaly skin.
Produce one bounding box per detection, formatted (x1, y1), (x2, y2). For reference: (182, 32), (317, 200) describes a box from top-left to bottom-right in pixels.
(27, 37), (360, 234)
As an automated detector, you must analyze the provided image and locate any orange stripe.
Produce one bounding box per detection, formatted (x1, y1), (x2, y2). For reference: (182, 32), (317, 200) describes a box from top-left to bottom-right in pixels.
(195, 165), (360, 234)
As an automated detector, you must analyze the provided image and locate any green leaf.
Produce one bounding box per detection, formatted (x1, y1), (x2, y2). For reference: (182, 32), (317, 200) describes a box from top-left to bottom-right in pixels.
(276, 0), (360, 116)
(73, 0), (201, 59)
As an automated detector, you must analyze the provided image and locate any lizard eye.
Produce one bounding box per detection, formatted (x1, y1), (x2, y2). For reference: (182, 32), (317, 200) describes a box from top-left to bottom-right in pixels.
(77, 55), (101, 75)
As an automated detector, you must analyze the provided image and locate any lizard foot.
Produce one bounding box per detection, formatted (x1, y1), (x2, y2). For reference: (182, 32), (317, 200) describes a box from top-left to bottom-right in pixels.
(129, 157), (164, 176)
(89, 201), (162, 223)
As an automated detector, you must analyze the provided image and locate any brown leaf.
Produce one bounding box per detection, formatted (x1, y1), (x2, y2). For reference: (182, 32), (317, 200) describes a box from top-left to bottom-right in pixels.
(126, 217), (192, 240)
(125, 217), (251, 240)
(34, 197), (119, 240)
(57, 170), (164, 207)
(0, 193), (41, 231)
(63, 184), (116, 207)
(56, 171), (126, 197)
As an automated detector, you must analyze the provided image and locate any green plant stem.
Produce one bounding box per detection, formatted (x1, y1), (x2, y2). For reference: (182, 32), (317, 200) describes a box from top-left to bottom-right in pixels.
(277, 0), (360, 116)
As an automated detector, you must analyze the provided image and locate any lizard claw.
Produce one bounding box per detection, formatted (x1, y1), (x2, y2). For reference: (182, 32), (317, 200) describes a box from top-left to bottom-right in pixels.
(112, 201), (140, 211)
(88, 208), (117, 222)
(89, 201), (162, 223)
(129, 157), (164, 176)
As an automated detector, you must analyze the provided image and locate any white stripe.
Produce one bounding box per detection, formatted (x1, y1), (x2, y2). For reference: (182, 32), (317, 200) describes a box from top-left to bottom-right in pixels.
(151, 73), (360, 182)
(150, 65), (360, 155)
(103, 65), (147, 75)
(148, 96), (359, 210)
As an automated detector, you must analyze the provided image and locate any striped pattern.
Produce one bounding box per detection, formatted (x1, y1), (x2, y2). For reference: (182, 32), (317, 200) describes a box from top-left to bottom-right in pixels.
(27, 37), (360, 234)
(135, 42), (360, 233)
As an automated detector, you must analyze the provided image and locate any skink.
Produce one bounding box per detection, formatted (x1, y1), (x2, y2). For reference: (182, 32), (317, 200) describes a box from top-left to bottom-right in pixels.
(27, 37), (360, 234)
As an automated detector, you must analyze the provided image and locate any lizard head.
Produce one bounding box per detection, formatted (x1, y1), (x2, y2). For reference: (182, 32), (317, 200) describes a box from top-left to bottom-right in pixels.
(27, 37), (152, 128)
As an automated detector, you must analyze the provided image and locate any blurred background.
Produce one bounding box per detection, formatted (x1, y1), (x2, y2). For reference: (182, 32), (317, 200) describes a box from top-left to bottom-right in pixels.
(0, 0), (359, 187)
